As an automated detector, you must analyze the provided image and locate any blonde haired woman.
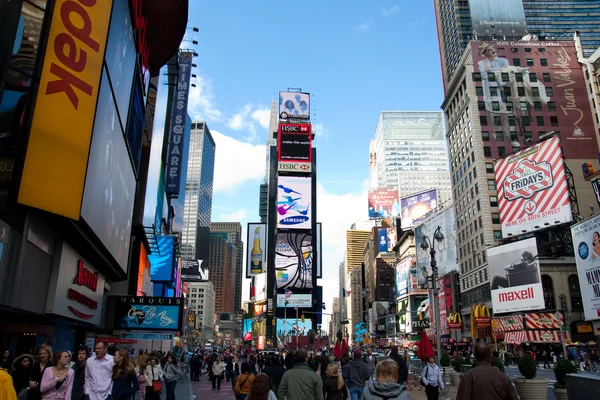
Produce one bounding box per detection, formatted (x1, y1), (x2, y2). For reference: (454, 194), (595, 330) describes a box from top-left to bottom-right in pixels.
(360, 359), (412, 400)
(323, 363), (347, 400)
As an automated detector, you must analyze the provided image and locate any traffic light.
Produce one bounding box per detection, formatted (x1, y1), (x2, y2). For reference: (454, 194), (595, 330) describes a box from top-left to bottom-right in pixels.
(583, 162), (595, 180)
(301, 314), (305, 323)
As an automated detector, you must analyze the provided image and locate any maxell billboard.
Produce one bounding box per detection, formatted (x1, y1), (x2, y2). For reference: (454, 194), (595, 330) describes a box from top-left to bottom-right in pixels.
(277, 123), (312, 163)
(488, 238), (545, 314)
(571, 214), (600, 321)
(494, 137), (572, 237)
(165, 52), (193, 195)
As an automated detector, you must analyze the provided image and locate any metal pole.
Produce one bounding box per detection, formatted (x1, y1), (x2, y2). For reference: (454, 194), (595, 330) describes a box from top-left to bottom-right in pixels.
(284, 301), (288, 345)
(430, 230), (442, 366)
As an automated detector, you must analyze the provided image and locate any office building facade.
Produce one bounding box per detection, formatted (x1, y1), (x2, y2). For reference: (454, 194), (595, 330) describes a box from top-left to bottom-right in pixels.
(208, 232), (236, 318)
(187, 281), (216, 336)
(210, 222), (243, 315)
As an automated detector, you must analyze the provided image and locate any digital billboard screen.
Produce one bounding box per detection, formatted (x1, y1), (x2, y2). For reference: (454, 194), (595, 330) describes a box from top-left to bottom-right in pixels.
(180, 259), (208, 282)
(149, 236), (174, 282)
(470, 0), (527, 38)
(275, 232), (313, 290)
(279, 92), (310, 120)
(400, 189), (438, 230)
(368, 188), (399, 219)
(113, 296), (183, 331)
(277, 176), (312, 230)
(277, 123), (312, 162)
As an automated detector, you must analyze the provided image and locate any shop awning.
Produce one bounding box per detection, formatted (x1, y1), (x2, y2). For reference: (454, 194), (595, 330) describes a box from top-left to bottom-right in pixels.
(504, 330), (561, 344)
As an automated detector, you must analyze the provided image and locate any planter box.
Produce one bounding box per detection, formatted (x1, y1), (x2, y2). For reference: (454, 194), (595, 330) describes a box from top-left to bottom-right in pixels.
(552, 387), (568, 400)
(513, 378), (549, 400)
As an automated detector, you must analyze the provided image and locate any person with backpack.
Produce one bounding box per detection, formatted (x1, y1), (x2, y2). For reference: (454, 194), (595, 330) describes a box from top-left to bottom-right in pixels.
(388, 347), (408, 385)
(420, 357), (444, 400)
(342, 350), (371, 400)
(360, 359), (412, 400)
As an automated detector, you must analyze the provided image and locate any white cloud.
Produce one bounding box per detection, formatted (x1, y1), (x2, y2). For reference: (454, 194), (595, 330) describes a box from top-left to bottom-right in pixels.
(251, 108), (271, 130)
(187, 75), (222, 122)
(312, 123), (329, 141)
(355, 19), (373, 33)
(382, 5), (399, 16)
(218, 209), (248, 222)
(227, 104), (271, 142)
(211, 130), (265, 193)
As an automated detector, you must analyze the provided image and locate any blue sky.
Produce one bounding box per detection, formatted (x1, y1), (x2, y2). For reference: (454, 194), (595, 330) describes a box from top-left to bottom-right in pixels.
(184, 0), (446, 322)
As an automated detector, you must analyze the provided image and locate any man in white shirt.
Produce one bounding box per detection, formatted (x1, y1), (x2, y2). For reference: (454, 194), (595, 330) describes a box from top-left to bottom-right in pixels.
(85, 341), (114, 400)
(421, 356), (444, 400)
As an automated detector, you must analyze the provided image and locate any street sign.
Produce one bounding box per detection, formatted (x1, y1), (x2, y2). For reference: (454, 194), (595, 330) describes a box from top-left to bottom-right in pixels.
(341, 320), (349, 325)
(120, 332), (174, 340)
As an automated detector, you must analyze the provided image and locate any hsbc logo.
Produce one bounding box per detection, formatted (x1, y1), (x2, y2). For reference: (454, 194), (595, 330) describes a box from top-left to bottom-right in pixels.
(278, 162), (312, 173)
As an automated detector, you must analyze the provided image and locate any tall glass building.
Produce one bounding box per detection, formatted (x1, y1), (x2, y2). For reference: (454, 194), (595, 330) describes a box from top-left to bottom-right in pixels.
(171, 114), (192, 234)
(373, 111), (452, 205)
(180, 121), (215, 262)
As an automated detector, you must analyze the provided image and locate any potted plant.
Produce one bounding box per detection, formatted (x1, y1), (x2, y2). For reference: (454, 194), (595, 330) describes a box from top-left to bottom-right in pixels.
(513, 354), (549, 400)
(450, 356), (464, 386)
(452, 356), (464, 373)
(491, 356), (505, 373)
(552, 359), (577, 400)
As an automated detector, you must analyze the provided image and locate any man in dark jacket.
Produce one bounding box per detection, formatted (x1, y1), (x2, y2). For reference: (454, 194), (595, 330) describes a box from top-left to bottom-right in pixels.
(389, 346), (409, 384)
(342, 350), (371, 400)
(457, 342), (519, 400)
(263, 354), (286, 393)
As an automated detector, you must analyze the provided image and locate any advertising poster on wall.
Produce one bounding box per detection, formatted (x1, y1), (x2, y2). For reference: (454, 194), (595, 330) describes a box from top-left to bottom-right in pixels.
(246, 223), (267, 277)
(396, 257), (412, 298)
(378, 229), (389, 253)
(571, 214), (600, 321)
(470, 0), (527, 38)
(277, 176), (312, 230)
(410, 294), (430, 330)
(316, 223), (322, 278)
(277, 124), (312, 162)
(415, 206), (459, 287)
(149, 236), (174, 282)
(438, 277), (448, 332)
(276, 294), (312, 308)
(400, 189), (438, 230)
(180, 259), (208, 282)
(279, 92), (310, 120)
(494, 137), (572, 237)
(472, 41), (597, 159)
(488, 238), (544, 314)
(368, 188), (399, 219)
(112, 296), (183, 331)
(275, 232), (313, 289)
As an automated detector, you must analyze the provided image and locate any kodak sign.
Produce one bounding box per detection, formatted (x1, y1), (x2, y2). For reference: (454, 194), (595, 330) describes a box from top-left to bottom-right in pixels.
(19, 0), (113, 219)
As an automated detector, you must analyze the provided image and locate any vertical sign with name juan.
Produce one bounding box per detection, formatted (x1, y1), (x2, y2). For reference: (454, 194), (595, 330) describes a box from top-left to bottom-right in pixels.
(165, 52), (193, 195)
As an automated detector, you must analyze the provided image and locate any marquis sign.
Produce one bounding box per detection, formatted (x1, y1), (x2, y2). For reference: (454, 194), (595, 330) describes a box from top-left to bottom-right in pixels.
(112, 296), (183, 331)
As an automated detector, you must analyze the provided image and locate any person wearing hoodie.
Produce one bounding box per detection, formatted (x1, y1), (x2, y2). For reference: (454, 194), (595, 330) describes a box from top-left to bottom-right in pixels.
(388, 347), (408, 385)
(342, 350), (370, 400)
(11, 354), (34, 395)
(363, 349), (377, 378)
(360, 360), (412, 400)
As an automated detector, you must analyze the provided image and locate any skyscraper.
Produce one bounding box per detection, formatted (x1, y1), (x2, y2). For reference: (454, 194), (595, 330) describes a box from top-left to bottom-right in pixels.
(210, 222), (243, 315)
(435, 0), (600, 92)
(180, 121), (215, 263)
(208, 232), (236, 317)
(373, 111), (452, 205)
(171, 114), (192, 234)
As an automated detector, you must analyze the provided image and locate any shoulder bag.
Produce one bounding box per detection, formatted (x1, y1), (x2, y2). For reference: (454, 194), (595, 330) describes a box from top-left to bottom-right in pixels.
(152, 367), (162, 392)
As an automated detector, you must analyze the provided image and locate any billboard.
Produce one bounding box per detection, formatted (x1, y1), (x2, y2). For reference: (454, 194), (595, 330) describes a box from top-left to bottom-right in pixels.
(149, 236), (175, 282)
(488, 237), (544, 314)
(246, 223), (267, 277)
(472, 41), (597, 159)
(276, 318), (312, 336)
(396, 257), (412, 297)
(165, 52), (193, 195)
(113, 296), (183, 331)
(373, 301), (390, 318)
(276, 176), (312, 230)
(470, 0), (527, 38)
(80, 72), (136, 272)
(276, 294), (312, 308)
(494, 137), (572, 237)
(409, 294), (430, 331)
(18, 0), (112, 219)
(571, 214), (600, 321)
(275, 232), (313, 289)
(180, 259), (208, 282)
(277, 124), (312, 162)
(279, 92), (310, 120)
(400, 189), (438, 230)
(415, 206), (459, 287)
(316, 223), (322, 278)
(377, 228), (389, 253)
(368, 189), (400, 219)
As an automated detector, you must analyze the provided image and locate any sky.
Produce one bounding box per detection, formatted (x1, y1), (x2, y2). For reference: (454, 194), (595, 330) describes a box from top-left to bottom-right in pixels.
(184, 0), (446, 329)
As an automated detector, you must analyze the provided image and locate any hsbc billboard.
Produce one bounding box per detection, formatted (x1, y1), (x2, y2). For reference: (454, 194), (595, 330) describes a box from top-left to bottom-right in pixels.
(278, 161), (312, 173)
(278, 123), (312, 162)
(494, 136), (572, 237)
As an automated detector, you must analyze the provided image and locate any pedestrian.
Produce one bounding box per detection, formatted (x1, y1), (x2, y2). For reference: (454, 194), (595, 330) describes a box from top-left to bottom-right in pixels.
(84, 342), (114, 400)
(420, 356), (444, 400)
(211, 355), (225, 391)
(363, 349), (377, 378)
(322, 363), (348, 400)
(262, 354), (285, 393)
(277, 349), (323, 400)
(71, 346), (89, 400)
(134, 359), (147, 400)
(233, 362), (255, 400)
(457, 342), (519, 400)
(40, 350), (74, 400)
(30, 345), (53, 400)
(2, 350), (13, 370)
(542, 351), (551, 369)
(111, 349), (139, 400)
(164, 354), (181, 400)
(0, 365), (17, 400)
(247, 373), (277, 400)
(143, 358), (163, 400)
(10, 354), (34, 396)
(360, 359), (412, 400)
(342, 349), (370, 400)
(388, 347), (409, 385)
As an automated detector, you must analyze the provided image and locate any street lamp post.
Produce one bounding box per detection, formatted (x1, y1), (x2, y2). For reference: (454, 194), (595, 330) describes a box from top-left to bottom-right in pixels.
(559, 293), (568, 358)
(284, 300), (289, 345)
(420, 225), (445, 365)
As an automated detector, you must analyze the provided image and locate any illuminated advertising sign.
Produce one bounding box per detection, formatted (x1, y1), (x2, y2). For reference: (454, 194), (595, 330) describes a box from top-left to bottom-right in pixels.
(149, 236), (174, 282)
(19, 0), (112, 219)
(409, 295), (430, 330)
(276, 318), (312, 336)
(277, 123), (312, 163)
(113, 296), (183, 331)
(571, 214), (600, 320)
(494, 137), (572, 237)
(137, 244), (151, 296)
(470, 0), (527, 38)
(275, 232), (313, 290)
(279, 92), (310, 120)
(400, 189), (438, 230)
(180, 259), (208, 282)
(488, 238), (545, 314)
(368, 188), (400, 219)
(276, 294), (312, 308)
(165, 52), (193, 195)
(276, 176), (312, 230)
(246, 223), (267, 277)
(377, 228), (388, 253)
(472, 41), (597, 159)
(395, 257), (412, 297)
(315, 223), (322, 278)
(278, 161), (312, 173)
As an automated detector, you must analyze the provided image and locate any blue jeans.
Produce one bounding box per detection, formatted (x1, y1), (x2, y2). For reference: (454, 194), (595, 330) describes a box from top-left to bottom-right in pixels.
(349, 386), (364, 400)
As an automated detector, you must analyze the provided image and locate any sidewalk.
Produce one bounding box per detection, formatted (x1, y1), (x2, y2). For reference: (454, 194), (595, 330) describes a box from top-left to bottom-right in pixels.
(406, 384), (458, 400)
(191, 376), (236, 399)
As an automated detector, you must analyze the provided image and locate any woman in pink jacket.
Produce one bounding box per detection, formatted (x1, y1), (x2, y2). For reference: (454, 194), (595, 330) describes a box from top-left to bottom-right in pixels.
(40, 351), (74, 400)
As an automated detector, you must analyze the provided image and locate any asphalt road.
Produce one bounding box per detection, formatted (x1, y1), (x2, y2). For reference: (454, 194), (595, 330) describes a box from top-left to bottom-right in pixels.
(505, 364), (556, 400)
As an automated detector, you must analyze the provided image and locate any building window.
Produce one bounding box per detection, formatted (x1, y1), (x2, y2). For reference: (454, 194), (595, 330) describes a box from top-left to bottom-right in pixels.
(482, 131), (489, 141)
(540, 58), (548, 67)
(506, 102), (513, 112)
(550, 116), (559, 126)
(490, 196), (498, 207)
(494, 131), (504, 141)
(493, 230), (502, 242)
(548, 102), (556, 112)
(526, 59), (534, 67)
(513, 58), (521, 66)
(476, 86), (484, 96)
(515, 73), (523, 82)
(480, 116), (488, 126)
(522, 117), (530, 126)
(546, 87), (553, 97)
(536, 116), (545, 126)
(501, 72), (509, 82)
(543, 73), (551, 82)
(493, 116), (501, 126)
(517, 87), (525, 96)
(473, 72), (482, 82)
(534, 101), (542, 112)
(519, 101), (528, 112)
(492, 101), (500, 112)
(569, 275), (583, 311)
(483, 147), (491, 157)
(487, 179), (496, 190)
(492, 213), (500, 224)
(542, 275), (556, 309)
(478, 101), (486, 111)
(485, 163), (493, 173)
(529, 73), (537, 83)
(498, 147), (506, 157)
(531, 87), (540, 97)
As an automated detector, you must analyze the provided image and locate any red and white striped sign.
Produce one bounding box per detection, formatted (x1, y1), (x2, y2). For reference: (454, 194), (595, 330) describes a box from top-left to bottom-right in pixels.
(525, 313), (561, 329)
(491, 315), (524, 333)
(504, 331), (526, 344)
(494, 136), (572, 237)
(504, 330), (561, 344)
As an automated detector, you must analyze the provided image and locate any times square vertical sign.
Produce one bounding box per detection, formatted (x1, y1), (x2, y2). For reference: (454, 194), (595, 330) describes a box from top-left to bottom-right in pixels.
(165, 53), (193, 195)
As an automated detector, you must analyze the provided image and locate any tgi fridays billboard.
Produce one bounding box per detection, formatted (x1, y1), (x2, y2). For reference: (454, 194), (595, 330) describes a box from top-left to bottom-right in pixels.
(494, 136), (572, 237)
(571, 214), (600, 321)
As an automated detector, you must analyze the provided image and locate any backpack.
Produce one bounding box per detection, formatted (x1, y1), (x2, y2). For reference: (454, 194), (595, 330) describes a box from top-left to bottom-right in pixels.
(420, 365), (430, 387)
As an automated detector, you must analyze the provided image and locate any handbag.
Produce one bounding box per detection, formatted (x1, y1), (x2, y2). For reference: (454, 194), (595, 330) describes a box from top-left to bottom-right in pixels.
(17, 388), (29, 400)
(151, 366), (162, 392)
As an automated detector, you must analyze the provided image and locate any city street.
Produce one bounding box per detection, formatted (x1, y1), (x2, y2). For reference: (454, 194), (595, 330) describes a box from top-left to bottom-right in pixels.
(191, 377), (236, 399)
(505, 365), (556, 400)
